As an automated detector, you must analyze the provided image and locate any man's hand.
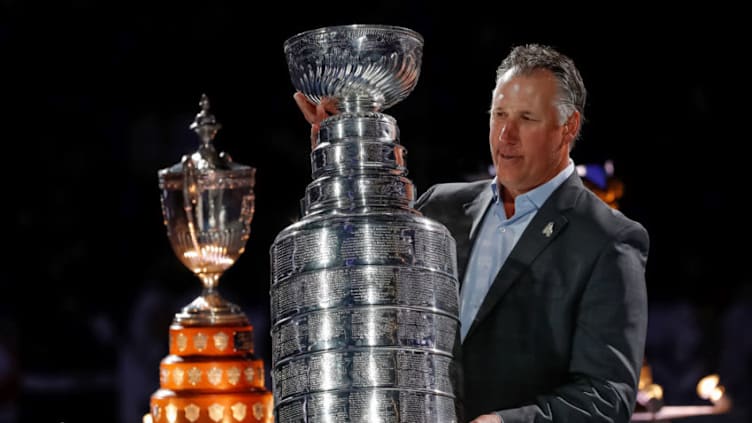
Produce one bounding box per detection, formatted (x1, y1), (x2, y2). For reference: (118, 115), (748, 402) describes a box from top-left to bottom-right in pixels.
(292, 92), (338, 149)
(469, 414), (502, 423)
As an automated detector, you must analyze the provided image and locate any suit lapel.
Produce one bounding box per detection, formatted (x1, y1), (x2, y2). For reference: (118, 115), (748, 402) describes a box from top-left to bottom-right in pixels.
(458, 187), (494, 284)
(464, 174), (582, 341)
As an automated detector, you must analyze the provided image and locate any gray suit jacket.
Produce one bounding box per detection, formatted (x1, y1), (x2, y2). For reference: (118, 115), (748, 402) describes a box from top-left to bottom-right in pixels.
(415, 173), (649, 422)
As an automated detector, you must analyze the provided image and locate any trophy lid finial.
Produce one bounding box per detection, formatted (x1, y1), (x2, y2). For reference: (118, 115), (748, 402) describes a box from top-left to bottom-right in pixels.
(159, 94), (255, 176)
(190, 93), (223, 146)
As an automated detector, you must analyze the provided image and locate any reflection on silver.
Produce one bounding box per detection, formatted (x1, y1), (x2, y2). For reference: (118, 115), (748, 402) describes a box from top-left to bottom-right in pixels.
(276, 389), (457, 423)
(271, 265), (459, 321)
(273, 24), (461, 422)
(274, 348), (456, 399)
(272, 307), (459, 362)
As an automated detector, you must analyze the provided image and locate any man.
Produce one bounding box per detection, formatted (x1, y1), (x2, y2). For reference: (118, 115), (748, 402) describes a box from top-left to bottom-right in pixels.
(294, 43), (649, 423)
(414, 44), (649, 422)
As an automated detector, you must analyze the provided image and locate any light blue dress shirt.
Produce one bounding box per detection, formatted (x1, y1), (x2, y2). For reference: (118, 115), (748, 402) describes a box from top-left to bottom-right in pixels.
(459, 160), (575, 342)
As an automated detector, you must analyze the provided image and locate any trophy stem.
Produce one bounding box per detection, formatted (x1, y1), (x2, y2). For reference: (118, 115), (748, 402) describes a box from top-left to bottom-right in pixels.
(199, 272), (221, 289)
(337, 96), (383, 114)
(174, 277), (247, 326)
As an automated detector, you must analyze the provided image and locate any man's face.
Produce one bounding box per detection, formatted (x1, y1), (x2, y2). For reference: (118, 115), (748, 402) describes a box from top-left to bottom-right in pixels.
(489, 68), (577, 198)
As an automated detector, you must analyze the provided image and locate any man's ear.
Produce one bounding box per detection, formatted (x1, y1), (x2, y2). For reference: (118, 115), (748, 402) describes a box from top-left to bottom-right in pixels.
(563, 111), (581, 140)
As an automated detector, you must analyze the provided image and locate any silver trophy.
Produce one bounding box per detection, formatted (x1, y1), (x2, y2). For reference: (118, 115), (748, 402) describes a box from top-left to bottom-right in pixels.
(271, 25), (462, 422)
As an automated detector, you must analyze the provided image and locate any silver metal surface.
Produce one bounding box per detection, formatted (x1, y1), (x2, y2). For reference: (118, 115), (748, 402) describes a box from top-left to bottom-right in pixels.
(276, 389), (458, 423)
(271, 265), (459, 321)
(303, 176), (415, 215)
(271, 307), (459, 362)
(284, 25), (423, 113)
(273, 24), (461, 422)
(311, 139), (407, 179)
(273, 348), (457, 399)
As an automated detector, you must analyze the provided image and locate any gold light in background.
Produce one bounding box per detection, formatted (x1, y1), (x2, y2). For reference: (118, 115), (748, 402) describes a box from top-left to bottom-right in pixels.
(636, 359), (664, 412)
(696, 373), (731, 411)
(577, 160), (624, 210)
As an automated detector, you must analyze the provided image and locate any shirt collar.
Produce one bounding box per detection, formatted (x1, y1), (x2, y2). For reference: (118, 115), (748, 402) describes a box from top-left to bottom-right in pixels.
(489, 159), (575, 208)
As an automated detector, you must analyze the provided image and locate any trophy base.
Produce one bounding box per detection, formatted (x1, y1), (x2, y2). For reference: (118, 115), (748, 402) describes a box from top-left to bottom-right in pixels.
(174, 291), (249, 326)
(148, 318), (273, 423)
(149, 389), (273, 423)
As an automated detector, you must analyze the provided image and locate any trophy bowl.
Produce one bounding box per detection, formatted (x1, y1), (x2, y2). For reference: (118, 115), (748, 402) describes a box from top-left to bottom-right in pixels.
(158, 94), (256, 326)
(283, 24), (423, 113)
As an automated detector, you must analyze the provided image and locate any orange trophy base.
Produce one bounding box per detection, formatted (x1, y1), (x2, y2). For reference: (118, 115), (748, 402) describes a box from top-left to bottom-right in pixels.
(146, 322), (273, 423)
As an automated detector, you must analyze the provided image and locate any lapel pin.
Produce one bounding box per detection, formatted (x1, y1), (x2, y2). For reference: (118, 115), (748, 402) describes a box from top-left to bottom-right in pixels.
(542, 221), (554, 238)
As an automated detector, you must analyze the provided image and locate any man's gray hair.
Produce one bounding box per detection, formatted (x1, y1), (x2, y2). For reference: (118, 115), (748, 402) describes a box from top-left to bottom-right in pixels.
(496, 44), (587, 142)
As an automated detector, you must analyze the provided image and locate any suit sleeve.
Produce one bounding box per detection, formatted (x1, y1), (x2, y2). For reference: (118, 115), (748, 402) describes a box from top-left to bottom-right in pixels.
(414, 184), (438, 212)
(497, 223), (649, 423)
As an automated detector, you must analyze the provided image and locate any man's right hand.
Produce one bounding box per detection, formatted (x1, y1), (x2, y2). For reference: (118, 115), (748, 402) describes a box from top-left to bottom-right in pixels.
(469, 414), (502, 423)
(293, 92), (338, 149)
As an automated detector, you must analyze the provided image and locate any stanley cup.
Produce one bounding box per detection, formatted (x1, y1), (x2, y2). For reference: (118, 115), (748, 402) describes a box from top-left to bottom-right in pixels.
(270, 25), (462, 422)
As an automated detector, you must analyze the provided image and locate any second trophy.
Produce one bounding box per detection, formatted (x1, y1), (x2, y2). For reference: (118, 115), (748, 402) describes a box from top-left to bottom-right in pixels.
(270, 25), (462, 422)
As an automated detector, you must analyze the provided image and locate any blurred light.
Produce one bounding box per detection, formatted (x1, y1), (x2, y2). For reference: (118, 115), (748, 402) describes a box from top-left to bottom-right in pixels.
(645, 383), (664, 400)
(636, 360), (664, 413)
(576, 163), (608, 189)
(636, 382), (664, 413)
(697, 374), (725, 404)
(578, 160), (624, 209)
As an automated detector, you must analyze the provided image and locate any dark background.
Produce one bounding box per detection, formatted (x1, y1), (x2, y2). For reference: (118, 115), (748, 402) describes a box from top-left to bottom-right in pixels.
(2, 2), (751, 422)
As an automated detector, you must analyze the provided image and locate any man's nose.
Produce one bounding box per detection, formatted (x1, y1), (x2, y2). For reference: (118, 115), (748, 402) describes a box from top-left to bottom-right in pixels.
(499, 120), (518, 141)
